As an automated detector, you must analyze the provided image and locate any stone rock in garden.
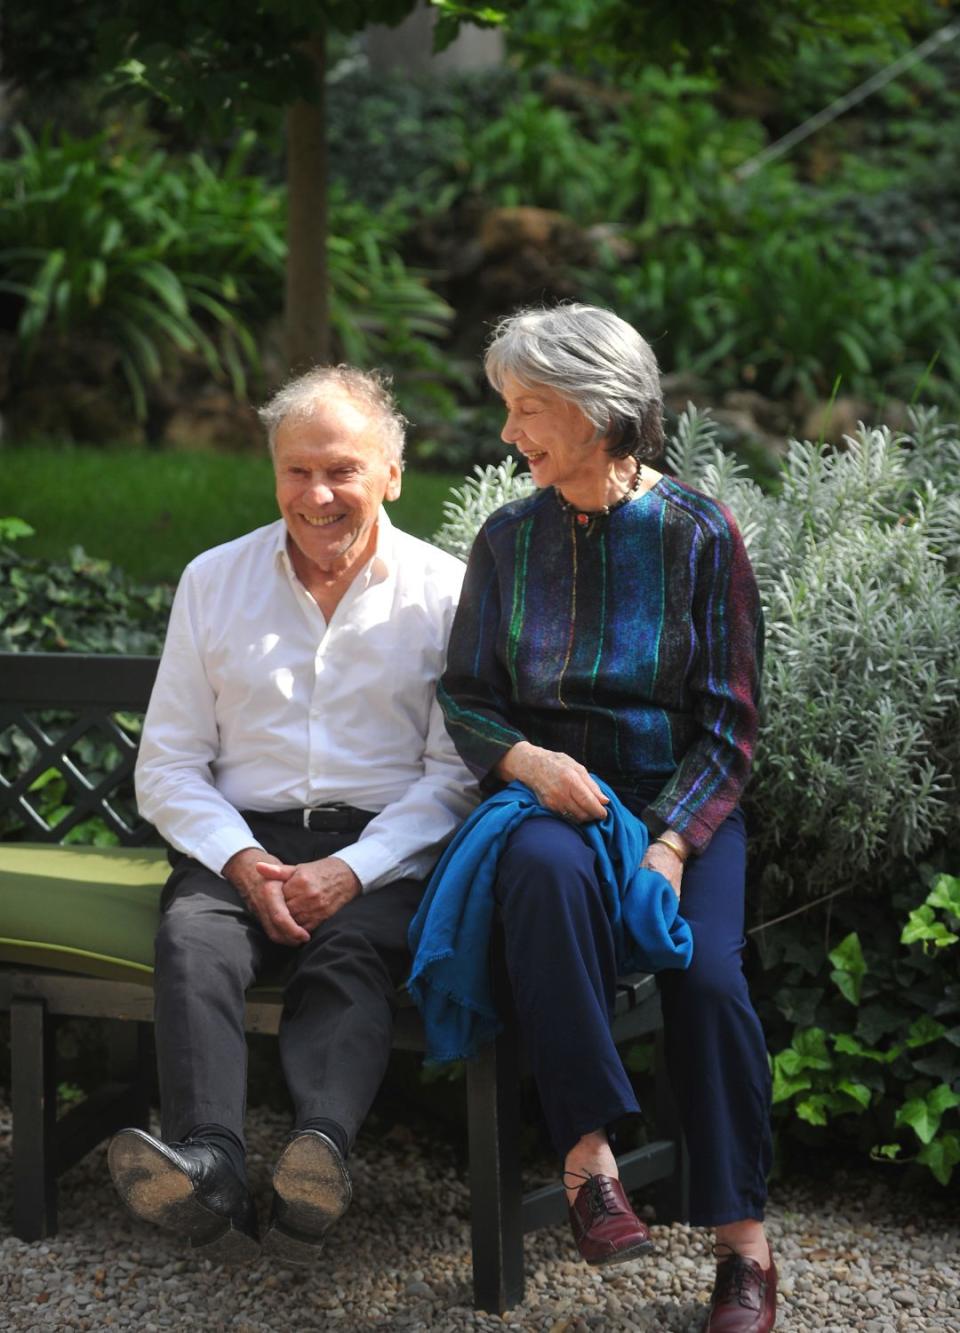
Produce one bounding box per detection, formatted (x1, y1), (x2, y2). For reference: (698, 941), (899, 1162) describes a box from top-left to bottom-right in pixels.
(584, 223), (637, 264)
(802, 395), (874, 446)
(722, 390), (793, 438)
(713, 395), (789, 456)
(12, 376), (144, 446)
(660, 371), (712, 415)
(479, 206), (589, 260)
(475, 206), (592, 307)
(5, 336), (144, 444)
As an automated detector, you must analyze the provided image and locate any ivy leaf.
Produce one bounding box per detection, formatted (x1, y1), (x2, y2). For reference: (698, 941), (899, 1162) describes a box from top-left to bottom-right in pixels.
(895, 1086), (960, 1145)
(857, 1002), (907, 1044)
(829, 932), (866, 1005)
(916, 1133), (960, 1187)
(834, 1032), (901, 1064)
(27, 765), (66, 793)
(912, 1051), (960, 1082)
(782, 939), (825, 973)
(791, 1027), (832, 1070)
(928, 875), (960, 919)
(771, 1056), (811, 1104)
(796, 1095), (830, 1126)
(902, 905), (958, 949)
(774, 985), (824, 1026)
(0, 516), (36, 541)
(836, 1080), (872, 1110)
(907, 1015), (946, 1048)
(871, 1143), (901, 1162)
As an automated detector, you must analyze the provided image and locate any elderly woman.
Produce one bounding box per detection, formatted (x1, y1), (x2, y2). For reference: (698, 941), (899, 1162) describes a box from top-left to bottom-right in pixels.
(436, 305), (775, 1332)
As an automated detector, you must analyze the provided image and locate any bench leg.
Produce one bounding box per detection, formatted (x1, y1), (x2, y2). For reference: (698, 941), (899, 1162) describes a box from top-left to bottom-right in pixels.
(653, 1028), (690, 1224)
(106, 1019), (153, 1130)
(466, 1016), (525, 1313)
(11, 996), (58, 1240)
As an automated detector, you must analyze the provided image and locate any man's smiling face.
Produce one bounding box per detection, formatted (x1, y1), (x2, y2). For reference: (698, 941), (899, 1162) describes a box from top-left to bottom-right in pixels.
(273, 394), (402, 584)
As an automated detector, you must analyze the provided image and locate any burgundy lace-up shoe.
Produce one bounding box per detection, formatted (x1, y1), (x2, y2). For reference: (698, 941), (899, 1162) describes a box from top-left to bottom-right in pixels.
(704, 1247), (778, 1332)
(567, 1173), (655, 1266)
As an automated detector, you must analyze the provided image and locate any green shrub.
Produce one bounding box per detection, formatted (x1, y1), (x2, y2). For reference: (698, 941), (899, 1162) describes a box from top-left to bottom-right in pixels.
(432, 456), (534, 561)
(461, 92), (617, 221)
(0, 126), (266, 418)
(0, 518), (173, 846)
(453, 66), (760, 228)
(0, 126), (459, 438)
(325, 188), (460, 441)
(326, 67), (516, 213)
(329, 63), (760, 230)
(0, 519), (172, 654)
(667, 405), (960, 901)
(758, 869), (960, 1187)
(580, 103), (960, 410)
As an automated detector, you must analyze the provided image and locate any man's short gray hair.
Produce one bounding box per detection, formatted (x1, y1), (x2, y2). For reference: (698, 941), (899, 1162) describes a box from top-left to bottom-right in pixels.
(258, 365), (407, 462)
(484, 304), (664, 460)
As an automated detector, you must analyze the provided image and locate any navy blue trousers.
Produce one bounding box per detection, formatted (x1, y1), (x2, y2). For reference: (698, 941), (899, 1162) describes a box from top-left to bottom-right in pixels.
(493, 804), (772, 1227)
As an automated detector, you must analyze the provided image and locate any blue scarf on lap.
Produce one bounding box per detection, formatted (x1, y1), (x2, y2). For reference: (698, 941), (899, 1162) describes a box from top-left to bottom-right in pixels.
(406, 778), (694, 1062)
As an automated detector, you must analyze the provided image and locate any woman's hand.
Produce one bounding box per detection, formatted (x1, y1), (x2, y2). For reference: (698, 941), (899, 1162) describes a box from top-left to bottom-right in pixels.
(641, 837), (689, 899)
(496, 741), (609, 822)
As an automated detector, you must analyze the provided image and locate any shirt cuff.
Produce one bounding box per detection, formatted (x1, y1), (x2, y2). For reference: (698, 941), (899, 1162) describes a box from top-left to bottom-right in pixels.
(334, 834), (444, 894)
(194, 824), (267, 878)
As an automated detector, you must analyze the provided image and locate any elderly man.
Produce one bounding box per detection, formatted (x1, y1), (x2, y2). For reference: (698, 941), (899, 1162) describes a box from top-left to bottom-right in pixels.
(108, 366), (475, 1263)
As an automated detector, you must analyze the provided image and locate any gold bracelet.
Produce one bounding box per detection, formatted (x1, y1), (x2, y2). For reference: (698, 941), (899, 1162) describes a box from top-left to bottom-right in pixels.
(655, 830), (690, 863)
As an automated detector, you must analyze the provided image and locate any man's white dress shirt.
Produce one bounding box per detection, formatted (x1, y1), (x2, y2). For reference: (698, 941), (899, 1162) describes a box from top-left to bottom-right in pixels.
(135, 510), (477, 891)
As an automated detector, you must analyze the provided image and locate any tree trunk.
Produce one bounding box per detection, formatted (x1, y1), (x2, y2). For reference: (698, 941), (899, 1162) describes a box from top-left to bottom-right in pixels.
(284, 31), (328, 372)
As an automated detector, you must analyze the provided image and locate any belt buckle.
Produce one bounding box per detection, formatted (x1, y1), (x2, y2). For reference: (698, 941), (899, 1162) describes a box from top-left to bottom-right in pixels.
(303, 803), (342, 829)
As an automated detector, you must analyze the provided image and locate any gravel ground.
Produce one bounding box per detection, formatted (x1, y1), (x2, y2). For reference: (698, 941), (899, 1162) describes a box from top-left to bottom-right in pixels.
(1, 1098), (957, 1332)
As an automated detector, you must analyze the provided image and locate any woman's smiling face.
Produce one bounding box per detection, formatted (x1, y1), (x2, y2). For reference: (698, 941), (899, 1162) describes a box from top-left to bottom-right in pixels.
(498, 373), (608, 496)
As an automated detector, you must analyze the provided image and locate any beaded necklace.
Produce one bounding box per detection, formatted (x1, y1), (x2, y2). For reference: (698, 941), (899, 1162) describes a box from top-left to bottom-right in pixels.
(554, 462), (644, 534)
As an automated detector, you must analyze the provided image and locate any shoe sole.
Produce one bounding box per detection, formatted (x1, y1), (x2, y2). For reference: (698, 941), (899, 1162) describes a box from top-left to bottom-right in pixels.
(585, 1237), (656, 1267)
(108, 1130), (259, 1263)
(262, 1133), (352, 1263)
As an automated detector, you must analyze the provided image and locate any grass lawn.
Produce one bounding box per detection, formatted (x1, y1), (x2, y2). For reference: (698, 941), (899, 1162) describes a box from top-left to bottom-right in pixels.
(2, 445), (461, 583)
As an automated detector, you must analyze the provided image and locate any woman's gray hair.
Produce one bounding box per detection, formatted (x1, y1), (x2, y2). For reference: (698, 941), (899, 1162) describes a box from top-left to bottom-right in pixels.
(484, 304), (664, 460)
(258, 365), (407, 462)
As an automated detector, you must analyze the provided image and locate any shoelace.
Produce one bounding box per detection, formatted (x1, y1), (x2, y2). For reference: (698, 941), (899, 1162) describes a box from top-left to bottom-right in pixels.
(711, 1243), (766, 1310)
(562, 1169), (624, 1217)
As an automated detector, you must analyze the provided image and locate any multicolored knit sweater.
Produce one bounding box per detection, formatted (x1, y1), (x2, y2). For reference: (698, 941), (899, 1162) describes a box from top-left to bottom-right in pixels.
(438, 476), (763, 854)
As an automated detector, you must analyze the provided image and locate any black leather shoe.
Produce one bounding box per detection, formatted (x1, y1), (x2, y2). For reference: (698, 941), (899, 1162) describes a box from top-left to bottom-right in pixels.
(262, 1130), (352, 1264)
(108, 1128), (259, 1262)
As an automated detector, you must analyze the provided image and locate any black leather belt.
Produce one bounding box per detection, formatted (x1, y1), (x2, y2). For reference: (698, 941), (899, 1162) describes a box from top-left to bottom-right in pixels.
(242, 806), (376, 833)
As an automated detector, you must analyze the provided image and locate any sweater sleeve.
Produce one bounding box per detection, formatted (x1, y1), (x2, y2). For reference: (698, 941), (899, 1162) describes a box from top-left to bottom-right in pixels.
(438, 524), (528, 781)
(646, 509), (763, 853)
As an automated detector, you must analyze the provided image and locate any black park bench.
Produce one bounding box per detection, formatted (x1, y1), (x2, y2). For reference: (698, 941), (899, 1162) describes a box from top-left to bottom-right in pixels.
(0, 650), (689, 1313)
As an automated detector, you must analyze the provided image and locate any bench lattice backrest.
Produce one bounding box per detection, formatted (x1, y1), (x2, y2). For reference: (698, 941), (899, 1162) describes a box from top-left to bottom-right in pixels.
(0, 652), (159, 846)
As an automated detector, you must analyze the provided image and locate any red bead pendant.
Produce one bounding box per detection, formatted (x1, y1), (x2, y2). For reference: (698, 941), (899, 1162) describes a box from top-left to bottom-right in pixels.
(576, 512), (589, 526)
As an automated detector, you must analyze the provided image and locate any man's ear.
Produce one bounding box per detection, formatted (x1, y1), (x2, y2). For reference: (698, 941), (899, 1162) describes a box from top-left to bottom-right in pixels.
(384, 460), (403, 503)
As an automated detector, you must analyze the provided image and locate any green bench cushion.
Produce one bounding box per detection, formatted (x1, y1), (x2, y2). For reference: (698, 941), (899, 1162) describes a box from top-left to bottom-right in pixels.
(0, 844), (168, 984)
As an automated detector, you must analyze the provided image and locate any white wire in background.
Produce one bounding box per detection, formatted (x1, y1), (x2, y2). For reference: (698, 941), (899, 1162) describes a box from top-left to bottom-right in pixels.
(734, 21), (960, 181)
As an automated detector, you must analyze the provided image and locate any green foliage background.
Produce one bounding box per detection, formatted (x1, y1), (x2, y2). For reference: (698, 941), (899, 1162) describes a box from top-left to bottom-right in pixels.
(2, 0), (959, 1185)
